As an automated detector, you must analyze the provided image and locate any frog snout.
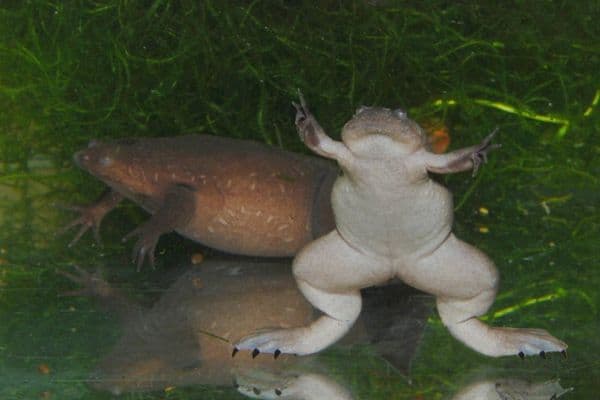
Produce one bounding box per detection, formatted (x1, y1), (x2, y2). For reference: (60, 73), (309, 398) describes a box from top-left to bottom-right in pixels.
(73, 149), (90, 167)
(74, 140), (102, 166)
(74, 149), (113, 168)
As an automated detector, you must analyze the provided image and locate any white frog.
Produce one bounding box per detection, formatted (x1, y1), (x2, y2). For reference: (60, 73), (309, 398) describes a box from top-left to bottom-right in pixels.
(235, 93), (567, 359)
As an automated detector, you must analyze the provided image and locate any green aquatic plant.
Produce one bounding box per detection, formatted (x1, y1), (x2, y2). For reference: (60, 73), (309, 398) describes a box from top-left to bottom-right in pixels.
(1, 1), (599, 399)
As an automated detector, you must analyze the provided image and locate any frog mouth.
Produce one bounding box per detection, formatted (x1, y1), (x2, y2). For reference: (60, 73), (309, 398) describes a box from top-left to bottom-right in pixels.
(74, 139), (118, 171)
(74, 140), (102, 167)
(73, 149), (89, 168)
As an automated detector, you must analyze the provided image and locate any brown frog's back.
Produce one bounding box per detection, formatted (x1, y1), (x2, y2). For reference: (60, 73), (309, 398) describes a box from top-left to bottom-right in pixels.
(159, 135), (337, 256)
(75, 134), (337, 257)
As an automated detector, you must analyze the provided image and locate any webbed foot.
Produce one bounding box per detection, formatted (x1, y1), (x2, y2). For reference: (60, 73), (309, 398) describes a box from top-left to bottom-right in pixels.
(56, 191), (123, 247)
(492, 327), (567, 358)
(437, 285), (567, 358)
(233, 371), (292, 399)
(234, 371), (353, 400)
(56, 204), (105, 247)
(56, 265), (113, 298)
(234, 327), (308, 357)
(122, 221), (161, 271)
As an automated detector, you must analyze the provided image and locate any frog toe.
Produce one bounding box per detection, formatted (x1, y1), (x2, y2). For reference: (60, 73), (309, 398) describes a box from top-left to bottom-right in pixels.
(235, 328), (305, 357)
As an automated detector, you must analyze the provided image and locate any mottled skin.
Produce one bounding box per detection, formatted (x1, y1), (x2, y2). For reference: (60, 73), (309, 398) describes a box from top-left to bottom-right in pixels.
(64, 135), (337, 269)
(235, 94), (567, 359)
(59, 260), (430, 398)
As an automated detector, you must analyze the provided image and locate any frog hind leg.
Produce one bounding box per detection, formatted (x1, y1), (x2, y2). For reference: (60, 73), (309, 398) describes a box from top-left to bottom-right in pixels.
(234, 230), (389, 357)
(410, 234), (567, 357)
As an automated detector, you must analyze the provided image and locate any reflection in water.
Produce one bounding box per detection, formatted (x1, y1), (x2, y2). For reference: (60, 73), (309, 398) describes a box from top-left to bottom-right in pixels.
(60, 259), (432, 397)
(237, 376), (572, 400)
(60, 260), (572, 399)
(452, 378), (572, 400)
(235, 371), (355, 399)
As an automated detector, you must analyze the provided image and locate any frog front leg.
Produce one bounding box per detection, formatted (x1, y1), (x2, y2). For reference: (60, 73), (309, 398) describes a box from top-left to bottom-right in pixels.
(122, 184), (196, 270)
(234, 230), (387, 357)
(58, 190), (124, 246)
(293, 92), (354, 167)
(421, 128), (501, 176)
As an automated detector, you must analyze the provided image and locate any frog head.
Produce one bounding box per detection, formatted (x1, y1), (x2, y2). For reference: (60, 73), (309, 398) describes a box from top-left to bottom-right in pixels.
(341, 107), (426, 158)
(74, 138), (148, 193)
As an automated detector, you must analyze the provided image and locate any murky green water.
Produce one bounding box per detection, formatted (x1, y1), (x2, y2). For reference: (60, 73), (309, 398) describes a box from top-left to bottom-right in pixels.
(1, 2), (598, 399)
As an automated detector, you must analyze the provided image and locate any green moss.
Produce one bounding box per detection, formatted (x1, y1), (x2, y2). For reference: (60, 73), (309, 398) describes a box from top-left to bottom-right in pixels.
(1, 1), (599, 398)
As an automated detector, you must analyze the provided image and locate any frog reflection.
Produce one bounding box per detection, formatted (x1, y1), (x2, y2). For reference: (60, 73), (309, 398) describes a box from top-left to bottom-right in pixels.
(452, 377), (572, 400)
(236, 375), (572, 400)
(60, 260), (431, 397)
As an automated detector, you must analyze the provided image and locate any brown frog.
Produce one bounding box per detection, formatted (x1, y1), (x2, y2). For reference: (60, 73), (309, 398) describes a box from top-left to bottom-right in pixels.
(63, 135), (337, 269)
(234, 93), (567, 359)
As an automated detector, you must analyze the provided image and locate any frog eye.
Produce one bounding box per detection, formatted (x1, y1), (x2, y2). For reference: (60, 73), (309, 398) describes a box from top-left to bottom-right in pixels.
(99, 155), (113, 167)
(393, 108), (407, 119)
(355, 105), (371, 115)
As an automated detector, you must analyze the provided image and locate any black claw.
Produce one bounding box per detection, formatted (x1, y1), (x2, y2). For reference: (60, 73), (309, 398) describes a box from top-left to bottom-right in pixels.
(252, 348), (260, 358)
(275, 388), (282, 396)
(274, 349), (281, 359)
(253, 387), (261, 395)
(518, 351), (525, 359)
(540, 351), (546, 359)
(232, 347), (239, 357)
(561, 350), (568, 359)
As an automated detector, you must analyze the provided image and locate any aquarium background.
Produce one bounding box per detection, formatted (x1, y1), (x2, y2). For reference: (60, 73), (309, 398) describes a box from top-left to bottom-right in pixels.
(1, 1), (598, 399)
